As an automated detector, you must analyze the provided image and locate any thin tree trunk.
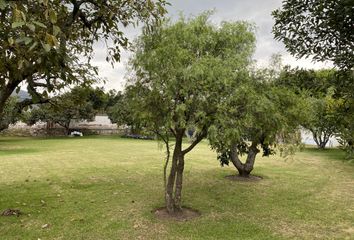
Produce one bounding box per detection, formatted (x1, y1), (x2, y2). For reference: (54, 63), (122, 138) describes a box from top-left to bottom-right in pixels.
(174, 153), (184, 211)
(164, 129), (205, 214)
(159, 133), (170, 206)
(165, 132), (183, 214)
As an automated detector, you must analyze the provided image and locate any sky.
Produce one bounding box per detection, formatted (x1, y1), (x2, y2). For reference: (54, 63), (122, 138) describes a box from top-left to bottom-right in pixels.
(92, 0), (333, 91)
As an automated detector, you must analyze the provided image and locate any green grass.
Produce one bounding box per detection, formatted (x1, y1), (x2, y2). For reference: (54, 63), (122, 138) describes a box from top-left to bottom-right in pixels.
(0, 136), (353, 240)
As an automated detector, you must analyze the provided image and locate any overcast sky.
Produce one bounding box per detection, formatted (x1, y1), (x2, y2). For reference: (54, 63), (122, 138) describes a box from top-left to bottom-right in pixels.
(92, 0), (333, 91)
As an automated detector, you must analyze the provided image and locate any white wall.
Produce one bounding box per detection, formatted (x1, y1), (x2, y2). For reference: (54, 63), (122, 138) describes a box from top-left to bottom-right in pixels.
(301, 129), (340, 147)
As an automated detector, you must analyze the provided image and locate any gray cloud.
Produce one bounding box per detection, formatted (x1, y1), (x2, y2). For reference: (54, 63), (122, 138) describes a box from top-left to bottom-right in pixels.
(91, 0), (332, 91)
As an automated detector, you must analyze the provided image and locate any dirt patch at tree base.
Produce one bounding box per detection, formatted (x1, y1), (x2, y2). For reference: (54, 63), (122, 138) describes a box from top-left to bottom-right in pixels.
(153, 207), (201, 221)
(225, 174), (263, 182)
(1, 209), (22, 217)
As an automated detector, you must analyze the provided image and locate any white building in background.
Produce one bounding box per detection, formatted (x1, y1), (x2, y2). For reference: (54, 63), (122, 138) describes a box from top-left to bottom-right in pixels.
(3, 114), (121, 136)
(70, 114), (117, 130)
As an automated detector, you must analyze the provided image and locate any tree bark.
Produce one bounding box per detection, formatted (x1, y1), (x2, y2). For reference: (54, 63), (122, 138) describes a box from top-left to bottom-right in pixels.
(230, 142), (260, 177)
(312, 130), (330, 149)
(174, 153), (184, 211)
(164, 128), (206, 214)
(165, 131), (183, 214)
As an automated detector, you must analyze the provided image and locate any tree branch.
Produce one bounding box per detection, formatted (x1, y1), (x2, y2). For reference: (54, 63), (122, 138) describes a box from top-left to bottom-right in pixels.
(182, 128), (207, 155)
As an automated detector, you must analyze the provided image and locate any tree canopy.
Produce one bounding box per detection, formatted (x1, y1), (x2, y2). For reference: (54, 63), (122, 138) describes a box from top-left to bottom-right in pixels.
(272, 0), (354, 69)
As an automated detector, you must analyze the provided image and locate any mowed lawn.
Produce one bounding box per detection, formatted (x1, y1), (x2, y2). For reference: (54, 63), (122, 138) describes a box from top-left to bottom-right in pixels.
(0, 137), (353, 240)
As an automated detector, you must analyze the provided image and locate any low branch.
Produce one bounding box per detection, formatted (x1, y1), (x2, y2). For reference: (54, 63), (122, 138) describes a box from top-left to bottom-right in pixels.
(182, 129), (207, 155)
(15, 98), (49, 114)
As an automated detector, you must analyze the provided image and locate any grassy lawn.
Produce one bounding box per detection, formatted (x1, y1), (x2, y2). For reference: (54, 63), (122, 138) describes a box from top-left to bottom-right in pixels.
(0, 136), (353, 240)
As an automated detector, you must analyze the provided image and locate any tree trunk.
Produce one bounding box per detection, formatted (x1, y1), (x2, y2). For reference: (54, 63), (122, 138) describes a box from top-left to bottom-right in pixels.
(230, 142), (259, 177)
(312, 130), (330, 149)
(165, 132), (184, 214)
(163, 128), (206, 215)
(174, 153), (184, 211)
(319, 140), (328, 149)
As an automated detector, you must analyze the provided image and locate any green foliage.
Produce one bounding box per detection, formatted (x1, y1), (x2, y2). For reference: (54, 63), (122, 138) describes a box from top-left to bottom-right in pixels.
(276, 67), (353, 151)
(106, 89), (145, 134)
(126, 12), (256, 139)
(303, 92), (342, 148)
(276, 67), (335, 96)
(272, 0), (354, 69)
(209, 68), (307, 166)
(24, 86), (105, 133)
(0, 97), (19, 130)
(336, 97), (354, 159)
(0, 0), (168, 129)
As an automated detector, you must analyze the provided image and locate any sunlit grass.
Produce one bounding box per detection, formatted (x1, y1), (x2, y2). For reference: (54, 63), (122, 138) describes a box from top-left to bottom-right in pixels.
(0, 136), (353, 239)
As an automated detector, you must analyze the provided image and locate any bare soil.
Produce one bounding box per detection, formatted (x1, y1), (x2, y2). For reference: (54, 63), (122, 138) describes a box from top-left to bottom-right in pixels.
(225, 174), (263, 182)
(153, 207), (201, 221)
(1, 209), (22, 217)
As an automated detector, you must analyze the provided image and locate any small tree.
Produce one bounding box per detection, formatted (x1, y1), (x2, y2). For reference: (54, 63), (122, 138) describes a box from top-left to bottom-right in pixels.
(209, 72), (305, 178)
(127, 13), (256, 214)
(276, 68), (345, 149)
(304, 93), (341, 149)
(25, 87), (102, 134)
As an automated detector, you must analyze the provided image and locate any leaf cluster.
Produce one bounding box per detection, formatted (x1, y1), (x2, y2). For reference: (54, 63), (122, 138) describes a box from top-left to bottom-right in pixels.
(272, 0), (354, 69)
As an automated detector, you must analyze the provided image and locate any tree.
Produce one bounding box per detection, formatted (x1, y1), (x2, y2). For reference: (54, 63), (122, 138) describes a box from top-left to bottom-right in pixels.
(0, 0), (168, 131)
(25, 86), (104, 134)
(272, 0), (354, 69)
(276, 68), (346, 149)
(209, 71), (305, 178)
(304, 93), (341, 149)
(127, 13), (256, 214)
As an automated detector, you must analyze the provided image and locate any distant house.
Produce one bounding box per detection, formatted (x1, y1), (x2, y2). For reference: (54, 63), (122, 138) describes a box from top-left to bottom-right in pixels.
(69, 114), (121, 135)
